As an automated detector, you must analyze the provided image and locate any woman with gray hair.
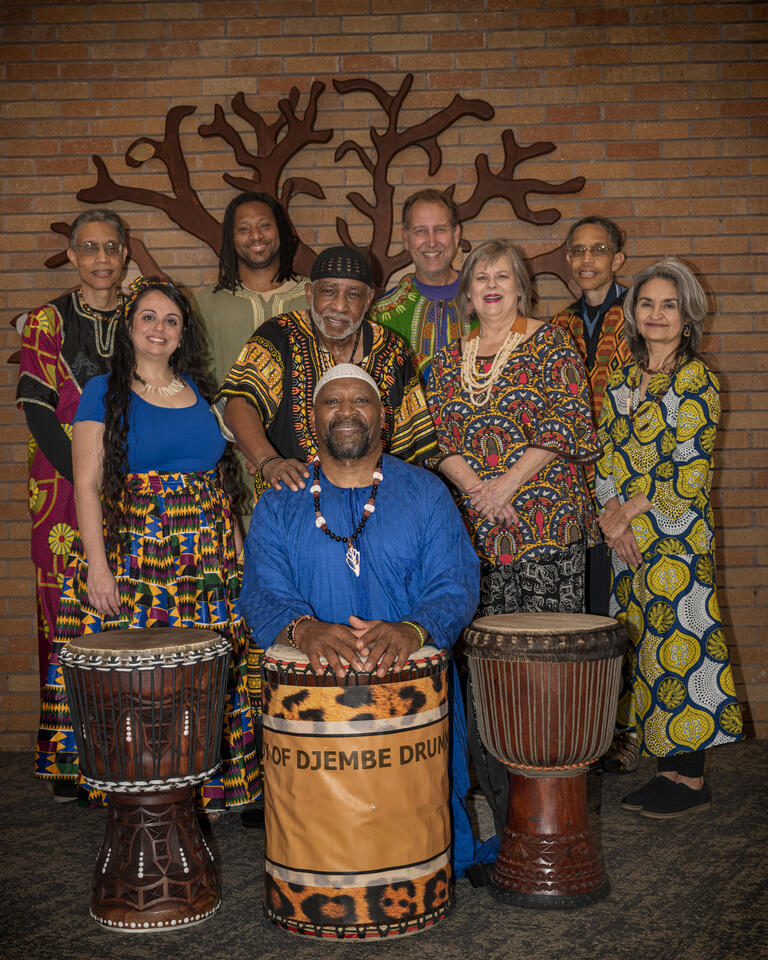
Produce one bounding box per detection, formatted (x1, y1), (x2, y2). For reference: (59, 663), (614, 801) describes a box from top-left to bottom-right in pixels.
(595, 258), (743, 819)
(426, 239), (600, 841)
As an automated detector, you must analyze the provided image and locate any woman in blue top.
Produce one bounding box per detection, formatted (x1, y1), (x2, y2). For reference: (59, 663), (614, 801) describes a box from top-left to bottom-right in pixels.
(35, 278), (260, 815)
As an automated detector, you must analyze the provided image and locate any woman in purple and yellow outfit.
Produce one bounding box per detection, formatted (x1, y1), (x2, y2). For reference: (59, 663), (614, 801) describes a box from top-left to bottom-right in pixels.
(34, 278), (260, 815)
(426, 239), (600, 841)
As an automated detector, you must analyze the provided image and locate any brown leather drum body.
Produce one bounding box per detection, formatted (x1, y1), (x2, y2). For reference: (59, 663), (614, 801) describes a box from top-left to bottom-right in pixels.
(261, 644), (453, 940)
(60, 628), (231, 931)
(464, 614), (626, 909)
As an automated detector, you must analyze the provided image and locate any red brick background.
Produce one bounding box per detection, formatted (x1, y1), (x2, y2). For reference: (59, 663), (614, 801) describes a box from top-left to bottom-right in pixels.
(1, 0), (766, 747)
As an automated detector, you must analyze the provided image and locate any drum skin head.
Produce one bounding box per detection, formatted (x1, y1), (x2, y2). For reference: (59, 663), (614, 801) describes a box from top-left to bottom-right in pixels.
(471, 613), (617, 634)
(266, 643), (441, 666)
(68, 627), (222, 658)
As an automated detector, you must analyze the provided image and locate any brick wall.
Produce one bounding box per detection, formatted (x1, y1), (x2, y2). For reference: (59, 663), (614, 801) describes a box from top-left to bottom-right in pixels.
(1, 0), (766, 747)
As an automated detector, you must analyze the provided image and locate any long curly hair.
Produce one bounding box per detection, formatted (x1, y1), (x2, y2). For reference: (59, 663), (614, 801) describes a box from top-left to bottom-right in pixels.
(101, 277), (247, 555)
(214, 192), (300, 293)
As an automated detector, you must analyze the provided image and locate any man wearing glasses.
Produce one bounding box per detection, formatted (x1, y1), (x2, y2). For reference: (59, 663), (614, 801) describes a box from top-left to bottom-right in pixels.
(552, 218), (631, 609)
(552, 215), (636, 773)
(17, 210), (128, 801)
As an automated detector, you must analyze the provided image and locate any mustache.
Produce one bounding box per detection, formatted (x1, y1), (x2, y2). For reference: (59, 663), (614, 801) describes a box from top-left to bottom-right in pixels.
(329, 416), (366, 431)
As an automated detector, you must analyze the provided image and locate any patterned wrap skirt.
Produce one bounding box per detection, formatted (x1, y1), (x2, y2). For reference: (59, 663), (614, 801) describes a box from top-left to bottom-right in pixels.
(610, 550), (744, 757)
(34, 469), (261, 811)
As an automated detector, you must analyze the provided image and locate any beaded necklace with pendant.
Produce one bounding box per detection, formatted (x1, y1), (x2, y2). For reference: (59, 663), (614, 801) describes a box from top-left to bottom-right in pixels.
(311, 456), (383, 577)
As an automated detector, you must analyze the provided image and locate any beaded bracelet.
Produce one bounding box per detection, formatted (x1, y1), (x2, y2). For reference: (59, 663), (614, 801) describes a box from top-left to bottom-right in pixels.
(402, 620), (427, 648)
(258, 454), (282, 474)
(286, 614), (317, 649)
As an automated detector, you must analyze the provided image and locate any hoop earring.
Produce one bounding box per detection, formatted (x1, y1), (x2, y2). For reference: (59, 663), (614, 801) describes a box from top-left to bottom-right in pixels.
(683, 324), (691, 337)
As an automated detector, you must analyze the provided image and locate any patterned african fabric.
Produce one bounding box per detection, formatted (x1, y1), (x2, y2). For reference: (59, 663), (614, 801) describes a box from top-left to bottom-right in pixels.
(193, 277), (310, 389)
(35, 470), (261, 811)
(551, 284), (631, 423)
(426, 324), (600, 567)
(595, 358), (743, 757)
(15, 288), (125, 685)
(477, 540), (586, 617)
(608, 552), (743, 757)
(215, 310), (438, 501)
(370, 274), (470, 381)
(240, 454), (497, 876)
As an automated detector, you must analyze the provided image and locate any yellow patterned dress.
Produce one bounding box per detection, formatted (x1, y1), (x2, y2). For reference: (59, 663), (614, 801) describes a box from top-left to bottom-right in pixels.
(595, 359), (743, 757)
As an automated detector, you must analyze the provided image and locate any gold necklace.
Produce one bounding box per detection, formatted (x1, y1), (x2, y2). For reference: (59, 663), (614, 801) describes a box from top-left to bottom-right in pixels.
(460, 322), (526, 406)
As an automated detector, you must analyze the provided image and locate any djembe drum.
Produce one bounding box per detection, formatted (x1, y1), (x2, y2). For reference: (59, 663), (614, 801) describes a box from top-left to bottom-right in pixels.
(261, 644), (453, 940)
(60, 627), (232, 931)
(464, 614), (626, 909)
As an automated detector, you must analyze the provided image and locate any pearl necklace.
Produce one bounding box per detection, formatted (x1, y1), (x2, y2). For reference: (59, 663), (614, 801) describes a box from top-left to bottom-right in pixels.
(311, 456), (383, 578)
(460, 322), (526, 407)
(133, 373), (186, 398)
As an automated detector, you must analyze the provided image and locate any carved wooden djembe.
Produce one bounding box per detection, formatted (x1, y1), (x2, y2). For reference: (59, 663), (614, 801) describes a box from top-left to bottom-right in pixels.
(60, 628), (231, 931)
(464, 614), (626, 909)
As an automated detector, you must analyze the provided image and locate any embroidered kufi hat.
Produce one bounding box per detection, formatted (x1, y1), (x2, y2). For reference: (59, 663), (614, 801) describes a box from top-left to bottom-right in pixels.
(313, 363), (381, 404)
(310, 245), (372, 287)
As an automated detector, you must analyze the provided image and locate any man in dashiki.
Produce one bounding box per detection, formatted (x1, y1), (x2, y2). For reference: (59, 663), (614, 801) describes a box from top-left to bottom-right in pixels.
(239, 364), (496, 891)
(552, 215), (633, 615)
(370, 189), (472, 383)
(214, 244), (438, 502)
(15, 209), (127, 727)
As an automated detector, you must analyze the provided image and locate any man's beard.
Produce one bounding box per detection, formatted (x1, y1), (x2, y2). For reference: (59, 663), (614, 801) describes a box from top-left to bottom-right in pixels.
(311, 305), (360, 342)
(324, 418), (372, 460)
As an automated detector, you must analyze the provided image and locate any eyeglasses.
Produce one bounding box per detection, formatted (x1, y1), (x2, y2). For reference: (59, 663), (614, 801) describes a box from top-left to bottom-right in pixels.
(76, 240), (123, 257)
(567, 244), (614, 259)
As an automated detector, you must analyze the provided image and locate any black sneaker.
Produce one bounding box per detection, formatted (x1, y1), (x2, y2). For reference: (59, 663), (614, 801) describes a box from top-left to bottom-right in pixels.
(640, 781), (711, 820)
(621, 775), (677, 812)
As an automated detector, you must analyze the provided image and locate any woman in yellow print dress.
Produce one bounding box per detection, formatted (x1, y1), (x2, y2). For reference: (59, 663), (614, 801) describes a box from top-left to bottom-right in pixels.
(595, 258), (743, 819)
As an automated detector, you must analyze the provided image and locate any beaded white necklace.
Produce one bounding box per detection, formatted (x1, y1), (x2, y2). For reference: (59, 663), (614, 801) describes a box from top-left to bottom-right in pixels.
(460, 323), (526, 406)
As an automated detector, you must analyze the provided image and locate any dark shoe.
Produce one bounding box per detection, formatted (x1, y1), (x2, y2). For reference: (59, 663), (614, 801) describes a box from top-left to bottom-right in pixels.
(601, 731), (640, 774)
(621, 775), (678, 812)
(240, 806), (265, 829)
(48, 781), (79, 804)
(640, 780), (711, 819)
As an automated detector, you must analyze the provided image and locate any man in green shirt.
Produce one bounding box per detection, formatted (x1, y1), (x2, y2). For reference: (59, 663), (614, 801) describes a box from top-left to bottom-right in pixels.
(370, 188), (470, 382)
(193, 192), (309, 388)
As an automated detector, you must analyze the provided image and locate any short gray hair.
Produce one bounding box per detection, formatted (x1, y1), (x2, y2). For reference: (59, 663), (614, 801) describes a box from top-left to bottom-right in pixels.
(69, 209), (127, 250)
(623, 257), (707, 368)
(458, 240), (532, 322)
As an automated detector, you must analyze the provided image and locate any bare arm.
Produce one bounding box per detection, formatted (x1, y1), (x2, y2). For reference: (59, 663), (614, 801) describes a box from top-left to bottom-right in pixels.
(599, 493), (648, 567)
(72, 420), (120, 617)
(223, 397), (309, 492)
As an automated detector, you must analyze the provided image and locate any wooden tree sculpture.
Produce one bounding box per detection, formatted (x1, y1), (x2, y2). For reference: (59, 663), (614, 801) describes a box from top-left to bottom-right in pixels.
(333, 74), (584, 289)
(38, 74), (585, 293)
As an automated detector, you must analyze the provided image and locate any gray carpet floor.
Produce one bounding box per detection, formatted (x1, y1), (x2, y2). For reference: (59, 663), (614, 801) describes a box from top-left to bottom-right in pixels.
(1, 742), (766, 960)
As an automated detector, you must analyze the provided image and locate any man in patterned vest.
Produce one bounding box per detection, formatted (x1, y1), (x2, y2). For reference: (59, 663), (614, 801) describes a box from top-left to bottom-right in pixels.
(370, 189), (471, 383)
(552, 215), (636, 772)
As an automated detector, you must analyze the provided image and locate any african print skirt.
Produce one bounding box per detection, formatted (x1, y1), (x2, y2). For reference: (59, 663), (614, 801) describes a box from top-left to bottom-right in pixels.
(34, 470), (261, 811)
(610, 550), (744, 757)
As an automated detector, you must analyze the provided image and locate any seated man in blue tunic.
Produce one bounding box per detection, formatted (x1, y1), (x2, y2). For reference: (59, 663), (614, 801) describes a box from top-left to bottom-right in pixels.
(239, 363), (496, 877)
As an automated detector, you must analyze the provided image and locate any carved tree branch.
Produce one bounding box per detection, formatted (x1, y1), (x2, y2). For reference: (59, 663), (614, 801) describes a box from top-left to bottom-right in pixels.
(200, 83), (332, 200)
(333, 73), (494, 287)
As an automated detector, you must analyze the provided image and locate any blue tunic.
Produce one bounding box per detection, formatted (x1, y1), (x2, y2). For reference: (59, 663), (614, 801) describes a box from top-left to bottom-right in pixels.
(241, 454), (497, 874)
